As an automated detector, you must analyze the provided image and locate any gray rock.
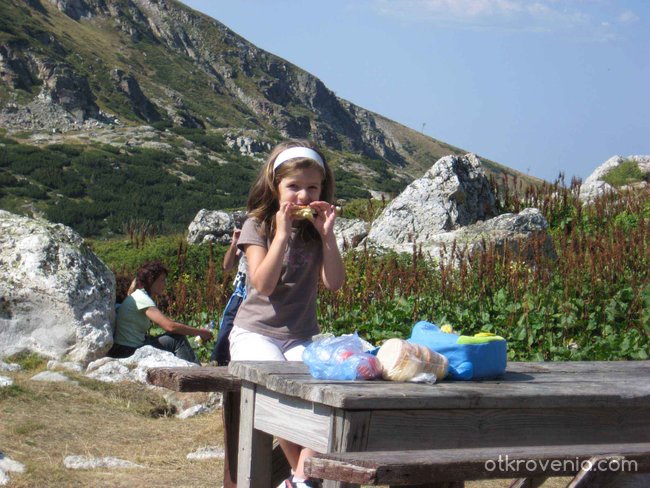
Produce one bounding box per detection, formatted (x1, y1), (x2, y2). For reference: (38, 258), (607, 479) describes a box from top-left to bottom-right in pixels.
(30, 371), (78, 384)
(580, 155), (650, 203)
(85, 346), (197, 384)
(0, 361), (21, 372)
(0, 376), (13, 388)
(48, 0), (108, 20)
(186, 209), (247, 245)
(365, 154), (497, 254)
(163, 390), (220, 415)
(84, 360), (131, 383)
(0, 452), (25, 487)
(47, 359), (84, 373)
(111, 69), (161, 123)
(225, 133), (270, 156)
(0, 211), (115, 365)
(186, 446), (225, 460)
(421, 208), (555, 263)
(63, 455), (143, 470)
(334, 218), (369, 252)
(176, 403), (212, 419)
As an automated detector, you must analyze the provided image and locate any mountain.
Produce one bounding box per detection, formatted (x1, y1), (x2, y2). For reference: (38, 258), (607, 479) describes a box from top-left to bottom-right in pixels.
(0, 0), (542, 236)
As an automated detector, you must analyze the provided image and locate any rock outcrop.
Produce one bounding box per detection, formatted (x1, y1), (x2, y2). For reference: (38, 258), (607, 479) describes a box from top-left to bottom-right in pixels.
(580, 155), (650, 203)
(2, 0), (412, 168)
(0, 211), (115, 364)
(421, 208), (555, 262)
(363, 155), (554, 262)
(111, 69), (162, 122)
(365, 154), (497, 254)
(225, 133), (271, 156)
(334, 218), (370, 252)
(186, 209), (247, 245)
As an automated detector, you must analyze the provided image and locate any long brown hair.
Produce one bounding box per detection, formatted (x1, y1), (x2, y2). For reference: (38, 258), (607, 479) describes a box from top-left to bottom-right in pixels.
(247, 139), (335, 241)
(135, 260), (168, 295)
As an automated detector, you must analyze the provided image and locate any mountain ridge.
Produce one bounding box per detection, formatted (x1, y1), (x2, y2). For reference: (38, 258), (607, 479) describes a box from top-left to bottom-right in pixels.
(0, 0), (542, 236)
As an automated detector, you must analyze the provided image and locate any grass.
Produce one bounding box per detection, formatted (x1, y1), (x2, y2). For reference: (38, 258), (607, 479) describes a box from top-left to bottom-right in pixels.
(602, 159), (647, 188)
(1, 367), (224, 488)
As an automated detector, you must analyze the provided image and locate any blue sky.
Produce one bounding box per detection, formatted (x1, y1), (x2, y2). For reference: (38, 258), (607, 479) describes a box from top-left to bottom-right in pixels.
(182, 0), (649, 182)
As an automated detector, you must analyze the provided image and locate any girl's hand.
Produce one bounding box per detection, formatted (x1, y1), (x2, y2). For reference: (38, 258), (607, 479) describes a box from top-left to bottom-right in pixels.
(275, 201), (294, 238)
(310, 201), (337, 238)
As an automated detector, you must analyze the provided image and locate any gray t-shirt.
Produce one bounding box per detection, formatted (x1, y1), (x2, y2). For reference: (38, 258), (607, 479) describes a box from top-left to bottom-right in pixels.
(233, 218), (322, 340)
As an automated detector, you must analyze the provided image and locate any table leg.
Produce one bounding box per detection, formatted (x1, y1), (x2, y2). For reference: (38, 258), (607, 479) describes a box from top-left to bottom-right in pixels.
(320, 410), (372, 488)
(223, 390), (241, 488)
(237, 382), (273, 488)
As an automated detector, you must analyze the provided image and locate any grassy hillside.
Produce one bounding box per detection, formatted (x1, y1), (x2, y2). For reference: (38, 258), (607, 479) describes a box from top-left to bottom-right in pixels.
(0, 0), (544, 237)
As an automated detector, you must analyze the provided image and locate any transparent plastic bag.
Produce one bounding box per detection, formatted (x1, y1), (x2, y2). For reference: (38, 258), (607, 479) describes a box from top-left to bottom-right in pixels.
(302, 333), (383, 381)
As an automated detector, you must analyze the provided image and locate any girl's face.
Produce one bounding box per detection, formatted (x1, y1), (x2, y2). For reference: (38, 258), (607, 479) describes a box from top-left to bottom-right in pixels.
(277, 166), (323, 205)
(150, 273), (167, 296)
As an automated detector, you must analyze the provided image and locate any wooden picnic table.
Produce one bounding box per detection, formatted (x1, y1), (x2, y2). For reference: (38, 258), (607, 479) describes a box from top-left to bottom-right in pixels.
(228, 360), (650, 488)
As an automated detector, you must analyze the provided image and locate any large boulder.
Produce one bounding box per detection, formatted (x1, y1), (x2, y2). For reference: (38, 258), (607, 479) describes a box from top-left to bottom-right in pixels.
(334, 217), (369, 252)
(421, 208), (555, 262)
(186, 209), (247, 245)
(0, 211), (115, 364)
(580, 155), (650, 203)
(365, 153), (497, 254)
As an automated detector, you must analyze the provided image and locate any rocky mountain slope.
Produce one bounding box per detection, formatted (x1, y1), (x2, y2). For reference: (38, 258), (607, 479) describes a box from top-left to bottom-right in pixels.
(0, 0), (541, 236)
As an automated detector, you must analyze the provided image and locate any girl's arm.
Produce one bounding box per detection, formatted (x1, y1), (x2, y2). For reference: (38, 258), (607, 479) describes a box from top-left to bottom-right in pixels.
(311, 201), (345, 291)
(246, 203), (293, 296)
(145, 307), (213, 341)
(320, 231), (345, 291)
(222, 229), (241, 272)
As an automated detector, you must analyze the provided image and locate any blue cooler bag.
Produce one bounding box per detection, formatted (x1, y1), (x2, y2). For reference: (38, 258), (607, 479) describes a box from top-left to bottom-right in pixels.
(409, 321), (507, 380)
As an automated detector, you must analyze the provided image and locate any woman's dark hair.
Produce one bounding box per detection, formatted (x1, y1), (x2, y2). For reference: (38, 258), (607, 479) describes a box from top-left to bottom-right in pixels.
(115, 274), (134, 303)
(135, 260), (168, 294)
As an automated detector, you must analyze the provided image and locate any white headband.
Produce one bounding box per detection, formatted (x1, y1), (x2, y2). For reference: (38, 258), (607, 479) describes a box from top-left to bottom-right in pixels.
(273, 147), (324, 172)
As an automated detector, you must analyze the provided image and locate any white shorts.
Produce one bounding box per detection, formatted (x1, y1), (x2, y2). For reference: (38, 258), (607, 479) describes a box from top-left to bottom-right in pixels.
(229, 326), (312, 362)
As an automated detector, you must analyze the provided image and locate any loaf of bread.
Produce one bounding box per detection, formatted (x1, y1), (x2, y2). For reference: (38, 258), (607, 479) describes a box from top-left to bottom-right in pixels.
(376, 338), (448, 382)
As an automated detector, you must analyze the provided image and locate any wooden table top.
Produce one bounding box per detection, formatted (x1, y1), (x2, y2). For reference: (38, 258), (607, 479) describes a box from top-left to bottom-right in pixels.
(228, 360), (650, 410)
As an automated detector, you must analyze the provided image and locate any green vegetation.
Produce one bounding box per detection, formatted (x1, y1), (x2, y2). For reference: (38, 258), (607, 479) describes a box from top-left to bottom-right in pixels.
(602, 159), (648, 188)
(91, 180), (650, 362)
(340, 197), (387, 221)
(0, 134), (406, 237)
(0, 137), (258, 236)
(5, 351), (48, 371)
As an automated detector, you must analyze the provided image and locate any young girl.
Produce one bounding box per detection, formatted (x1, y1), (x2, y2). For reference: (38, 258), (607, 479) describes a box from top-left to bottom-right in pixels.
(230, 140), (345, 488)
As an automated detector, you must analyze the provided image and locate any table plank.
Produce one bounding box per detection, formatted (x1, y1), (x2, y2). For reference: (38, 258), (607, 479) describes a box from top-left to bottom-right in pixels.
(147, 366), (241, 392)
(229, 361), (650, 410)
(305, 443), (650, 484)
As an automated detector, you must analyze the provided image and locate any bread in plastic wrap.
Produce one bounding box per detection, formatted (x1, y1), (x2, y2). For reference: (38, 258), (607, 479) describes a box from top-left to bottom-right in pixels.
(376, 338), (448, 382)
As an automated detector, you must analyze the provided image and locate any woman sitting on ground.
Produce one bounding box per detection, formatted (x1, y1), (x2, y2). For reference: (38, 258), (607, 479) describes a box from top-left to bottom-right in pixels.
(108, 260), (213, 364)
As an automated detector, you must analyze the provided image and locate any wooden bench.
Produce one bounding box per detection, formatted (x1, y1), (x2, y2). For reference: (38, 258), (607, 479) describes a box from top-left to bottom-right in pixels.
(304, 443), (650, 488)
(147, 366), (290, 488)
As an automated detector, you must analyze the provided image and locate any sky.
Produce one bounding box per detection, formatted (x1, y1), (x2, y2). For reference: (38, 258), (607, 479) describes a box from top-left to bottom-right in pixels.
(181, 0), (649, 182)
